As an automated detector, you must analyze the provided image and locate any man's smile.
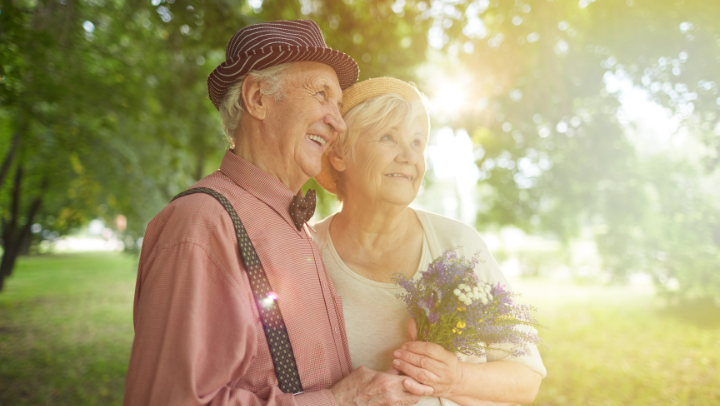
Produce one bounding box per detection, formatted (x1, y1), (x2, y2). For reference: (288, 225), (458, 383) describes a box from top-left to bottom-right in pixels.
(307, 134), (326, 146)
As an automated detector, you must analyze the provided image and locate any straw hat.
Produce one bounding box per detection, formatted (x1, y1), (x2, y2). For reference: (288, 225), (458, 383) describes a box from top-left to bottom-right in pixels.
(315, 77), (430, 195)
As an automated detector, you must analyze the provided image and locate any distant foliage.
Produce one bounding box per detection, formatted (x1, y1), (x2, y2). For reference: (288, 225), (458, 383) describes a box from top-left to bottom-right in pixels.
(420, 0), (720, 303)
(1, 0), (718, 301)
(0, 0), (435, 284)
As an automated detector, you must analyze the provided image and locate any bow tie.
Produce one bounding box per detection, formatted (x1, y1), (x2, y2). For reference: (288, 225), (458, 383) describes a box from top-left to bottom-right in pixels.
(289, 189), (316, 231)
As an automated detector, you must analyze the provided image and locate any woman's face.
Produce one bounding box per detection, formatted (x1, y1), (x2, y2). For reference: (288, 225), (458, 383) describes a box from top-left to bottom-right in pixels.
(342, 118), (427, 207)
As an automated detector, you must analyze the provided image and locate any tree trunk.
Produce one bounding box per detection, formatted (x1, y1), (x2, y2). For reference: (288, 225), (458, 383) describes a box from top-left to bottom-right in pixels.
(17, 192), (45, 257)
(0, 165), (23, 291)
(0, 173), (46, 291)
(0, 128), (21, 193)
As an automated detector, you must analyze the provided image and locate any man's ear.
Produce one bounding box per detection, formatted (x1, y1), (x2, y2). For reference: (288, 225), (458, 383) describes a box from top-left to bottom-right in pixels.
(328, 151), (347, 172)
(241, 77), (267, 120)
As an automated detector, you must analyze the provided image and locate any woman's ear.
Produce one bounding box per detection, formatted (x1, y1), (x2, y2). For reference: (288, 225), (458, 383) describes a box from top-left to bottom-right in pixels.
(241, 77), (267, 120)
(328, 151), (347, 172)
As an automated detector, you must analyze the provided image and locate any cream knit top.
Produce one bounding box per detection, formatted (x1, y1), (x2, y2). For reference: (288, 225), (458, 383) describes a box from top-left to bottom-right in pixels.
(311, 209), (546, 405)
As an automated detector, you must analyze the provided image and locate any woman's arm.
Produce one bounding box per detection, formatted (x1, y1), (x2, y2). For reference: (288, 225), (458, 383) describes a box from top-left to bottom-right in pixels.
(392, 341), (542, 405)
(391, 319), (542, 405)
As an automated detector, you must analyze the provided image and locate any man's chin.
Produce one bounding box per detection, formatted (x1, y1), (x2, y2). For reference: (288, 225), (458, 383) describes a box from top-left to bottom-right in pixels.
(298, 152), (324, 177)
(299, 162), (323, 182)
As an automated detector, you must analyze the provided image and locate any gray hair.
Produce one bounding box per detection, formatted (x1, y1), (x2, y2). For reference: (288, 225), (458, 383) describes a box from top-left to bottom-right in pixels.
(218, 63), (292, 148)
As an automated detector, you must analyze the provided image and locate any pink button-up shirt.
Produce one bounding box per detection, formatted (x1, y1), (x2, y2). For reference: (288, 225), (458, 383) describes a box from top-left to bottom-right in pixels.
(124, 151), (352, 406)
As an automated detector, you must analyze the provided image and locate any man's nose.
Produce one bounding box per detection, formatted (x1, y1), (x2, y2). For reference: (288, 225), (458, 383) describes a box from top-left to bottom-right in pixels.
(324, 104), (348, 137)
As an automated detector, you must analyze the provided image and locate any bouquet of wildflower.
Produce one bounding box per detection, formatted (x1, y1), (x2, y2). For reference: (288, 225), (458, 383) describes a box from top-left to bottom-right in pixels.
(392, 248), (544, 359)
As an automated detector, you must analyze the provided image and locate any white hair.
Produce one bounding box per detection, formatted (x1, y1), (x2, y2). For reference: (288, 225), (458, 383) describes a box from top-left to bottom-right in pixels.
(329, 93), (428, 202)
(218, 63), (292, 148)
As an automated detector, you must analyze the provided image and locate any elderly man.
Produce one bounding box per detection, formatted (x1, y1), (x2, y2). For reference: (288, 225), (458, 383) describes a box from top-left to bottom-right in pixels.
(123, 20), (432, 406)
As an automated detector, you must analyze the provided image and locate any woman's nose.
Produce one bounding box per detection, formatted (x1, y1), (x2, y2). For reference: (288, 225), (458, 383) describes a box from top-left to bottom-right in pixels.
(396, 142), (419, 164)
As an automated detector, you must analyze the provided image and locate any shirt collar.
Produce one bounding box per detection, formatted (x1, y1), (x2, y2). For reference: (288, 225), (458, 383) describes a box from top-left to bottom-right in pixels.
(219, 150), (306, 234)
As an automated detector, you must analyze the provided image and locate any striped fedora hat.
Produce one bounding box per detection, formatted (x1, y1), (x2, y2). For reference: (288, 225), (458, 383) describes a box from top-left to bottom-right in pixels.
(207, 20), (359, 110)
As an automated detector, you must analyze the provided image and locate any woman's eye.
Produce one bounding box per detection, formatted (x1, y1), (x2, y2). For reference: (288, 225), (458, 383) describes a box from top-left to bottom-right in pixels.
(381, 134), (393, 141)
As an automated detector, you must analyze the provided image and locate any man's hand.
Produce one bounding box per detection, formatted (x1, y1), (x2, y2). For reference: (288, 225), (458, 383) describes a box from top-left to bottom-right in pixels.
(329, 366), (434, 406)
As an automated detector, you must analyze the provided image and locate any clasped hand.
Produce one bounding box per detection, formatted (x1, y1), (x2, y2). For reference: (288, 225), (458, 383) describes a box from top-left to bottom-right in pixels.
(391, 318), (465, 399)
(330, 363), (435, 406)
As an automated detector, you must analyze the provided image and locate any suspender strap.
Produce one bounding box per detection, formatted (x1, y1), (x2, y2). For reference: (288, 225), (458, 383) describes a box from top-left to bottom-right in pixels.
(172, 187), (304, 394)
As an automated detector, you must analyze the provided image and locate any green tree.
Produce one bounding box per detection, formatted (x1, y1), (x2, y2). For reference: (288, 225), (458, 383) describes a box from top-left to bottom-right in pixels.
(424, 0), (720, 302)
(0, 0), (438, 289)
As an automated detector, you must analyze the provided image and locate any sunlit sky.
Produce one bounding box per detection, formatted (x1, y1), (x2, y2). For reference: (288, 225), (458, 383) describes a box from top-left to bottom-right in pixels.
(423, 74), (682, 225)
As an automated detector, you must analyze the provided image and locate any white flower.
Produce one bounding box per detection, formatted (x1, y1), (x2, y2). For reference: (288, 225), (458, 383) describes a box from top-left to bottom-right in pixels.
(459, 293), (467, 301)
(458, 283), (467, 290)
(453, 289), (461, 296)
(464, 299), (472, 306)
(463, 285), (471, 292)
(487, 294), (493, 300)
(481, 297), (488, 305)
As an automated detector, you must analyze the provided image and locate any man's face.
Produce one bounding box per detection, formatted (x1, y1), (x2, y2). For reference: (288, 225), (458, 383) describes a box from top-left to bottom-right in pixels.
(262, 62), (346, 185)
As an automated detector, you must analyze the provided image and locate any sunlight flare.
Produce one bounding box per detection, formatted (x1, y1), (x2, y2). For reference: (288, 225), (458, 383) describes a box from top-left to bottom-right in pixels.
(433, 81), (467, 115)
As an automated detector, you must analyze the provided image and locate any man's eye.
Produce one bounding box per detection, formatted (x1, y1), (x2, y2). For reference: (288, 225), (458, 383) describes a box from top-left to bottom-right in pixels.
(316, 91), (326, 98)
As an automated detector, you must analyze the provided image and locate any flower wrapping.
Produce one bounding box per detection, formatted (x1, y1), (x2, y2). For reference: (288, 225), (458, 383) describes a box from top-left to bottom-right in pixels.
(393, 248), (544, 359)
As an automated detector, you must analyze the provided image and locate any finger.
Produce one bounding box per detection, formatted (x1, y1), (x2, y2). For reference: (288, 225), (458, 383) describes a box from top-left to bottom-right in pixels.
(407, 317), (417, 341)
(393, 358), (441, 385)
(402, 378), (435, 396)
(383, 367), (401, 375)
(400, 341), (454, 363)
(394, 349), (448, 372)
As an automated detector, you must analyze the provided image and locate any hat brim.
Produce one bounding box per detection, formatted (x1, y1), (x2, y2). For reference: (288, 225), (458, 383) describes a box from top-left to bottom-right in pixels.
(207, 45), (359, 110)
(315, 77), (430, 195)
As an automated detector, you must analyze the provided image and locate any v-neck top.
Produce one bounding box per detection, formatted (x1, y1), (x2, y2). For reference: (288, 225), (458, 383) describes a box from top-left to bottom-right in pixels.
(317, 214), (445, 406)
(321, 213), (432, 371)
(311, 209), (547, 380)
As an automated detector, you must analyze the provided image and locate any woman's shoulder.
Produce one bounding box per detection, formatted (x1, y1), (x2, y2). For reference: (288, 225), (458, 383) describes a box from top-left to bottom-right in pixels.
(414, 209), (489, 250)
(415, 208), (509, 287)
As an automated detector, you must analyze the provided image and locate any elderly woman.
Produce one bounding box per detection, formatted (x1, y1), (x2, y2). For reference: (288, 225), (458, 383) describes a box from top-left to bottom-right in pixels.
(312, 77), (546, 406)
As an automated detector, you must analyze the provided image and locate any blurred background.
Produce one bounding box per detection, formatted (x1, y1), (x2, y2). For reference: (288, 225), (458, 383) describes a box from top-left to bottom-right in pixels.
(1, 0), (719, 404)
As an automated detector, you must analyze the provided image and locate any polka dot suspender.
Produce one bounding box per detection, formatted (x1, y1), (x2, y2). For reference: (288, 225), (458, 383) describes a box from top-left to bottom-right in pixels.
(172, 187), (304, 394)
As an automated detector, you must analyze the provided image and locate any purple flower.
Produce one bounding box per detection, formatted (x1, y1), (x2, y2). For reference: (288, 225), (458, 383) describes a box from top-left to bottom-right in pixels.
(393, 248), (545, 357)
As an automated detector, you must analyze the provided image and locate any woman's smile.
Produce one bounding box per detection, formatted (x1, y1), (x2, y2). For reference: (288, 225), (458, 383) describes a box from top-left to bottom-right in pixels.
(384, 172), (414, 181)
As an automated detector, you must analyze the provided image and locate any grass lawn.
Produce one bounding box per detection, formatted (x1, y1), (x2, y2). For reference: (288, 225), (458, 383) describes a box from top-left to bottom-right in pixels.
(1, 253), (719, 405)
(0, 253), (137, 405)
(514, 279), (720, 406)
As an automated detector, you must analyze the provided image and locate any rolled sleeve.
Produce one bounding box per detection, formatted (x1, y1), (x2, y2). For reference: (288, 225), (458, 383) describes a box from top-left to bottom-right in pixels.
(485, 324), (547, 378)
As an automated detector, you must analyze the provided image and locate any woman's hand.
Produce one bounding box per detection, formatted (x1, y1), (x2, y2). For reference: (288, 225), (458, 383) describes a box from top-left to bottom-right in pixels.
(391, 318), (465, 398)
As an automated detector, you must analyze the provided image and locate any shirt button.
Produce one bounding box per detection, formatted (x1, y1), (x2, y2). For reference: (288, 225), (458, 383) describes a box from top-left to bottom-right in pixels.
(334, 327), (339, 333)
